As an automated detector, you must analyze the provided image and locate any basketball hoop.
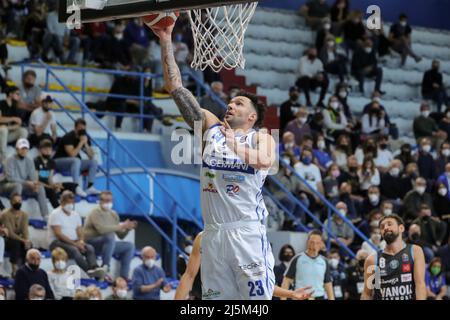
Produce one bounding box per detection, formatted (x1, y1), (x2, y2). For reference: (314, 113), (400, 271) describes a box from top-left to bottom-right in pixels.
(188, 2), (258, 72)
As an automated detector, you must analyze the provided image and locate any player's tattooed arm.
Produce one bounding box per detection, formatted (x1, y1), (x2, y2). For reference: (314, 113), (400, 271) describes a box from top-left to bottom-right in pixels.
(160, 38), (204, 129)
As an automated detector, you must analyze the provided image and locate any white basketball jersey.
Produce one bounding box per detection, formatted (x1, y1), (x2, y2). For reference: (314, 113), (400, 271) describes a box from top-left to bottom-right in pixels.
(201, 124), (269, 224)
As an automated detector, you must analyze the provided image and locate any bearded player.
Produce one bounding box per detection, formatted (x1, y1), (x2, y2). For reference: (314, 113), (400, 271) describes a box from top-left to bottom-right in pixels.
(148, 19), (277, 300)
(361, 214), (426, 300)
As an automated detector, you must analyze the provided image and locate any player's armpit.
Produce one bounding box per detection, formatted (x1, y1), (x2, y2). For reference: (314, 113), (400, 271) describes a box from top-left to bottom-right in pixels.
(170, 87), (205, 129)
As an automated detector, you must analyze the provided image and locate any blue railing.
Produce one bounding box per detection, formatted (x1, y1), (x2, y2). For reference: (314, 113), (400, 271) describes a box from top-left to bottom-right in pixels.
(15, 62), (227, 131)
(35, 61), (202, 278)
(276, 159), (377, 255)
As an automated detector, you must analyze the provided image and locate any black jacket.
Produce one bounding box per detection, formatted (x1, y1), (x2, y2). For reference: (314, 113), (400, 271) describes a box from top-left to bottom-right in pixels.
(351, 47), (378, 74)
(422, 69), (443, 97)
(14, 265), (55, 300)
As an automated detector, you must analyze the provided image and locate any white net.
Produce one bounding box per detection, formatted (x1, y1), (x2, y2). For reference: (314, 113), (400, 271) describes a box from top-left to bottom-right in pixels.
(188, 2), (258, 72)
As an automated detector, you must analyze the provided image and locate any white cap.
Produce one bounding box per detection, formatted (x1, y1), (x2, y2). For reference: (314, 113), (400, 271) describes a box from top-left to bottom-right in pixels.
(16, 138), (30, 149)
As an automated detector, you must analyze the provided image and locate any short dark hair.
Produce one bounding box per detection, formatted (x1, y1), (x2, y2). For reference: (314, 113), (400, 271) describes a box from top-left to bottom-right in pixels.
(235, 91), (266, 128)
(75, 118), (87, 127)
(379, 214), (404, 228)
(112, 277), (126, 288)
(23, 69), (37, 79)
(307, 229), (323, 242)
(9, 192), (21, 202)
(420, 204), (430, 211)
(39, 139), (53, 149)
(399, 13), (408, 20)
(5, 86), (19, 96)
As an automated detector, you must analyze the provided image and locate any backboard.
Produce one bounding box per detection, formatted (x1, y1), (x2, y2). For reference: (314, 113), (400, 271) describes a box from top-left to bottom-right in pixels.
(59, 0), (256, 23)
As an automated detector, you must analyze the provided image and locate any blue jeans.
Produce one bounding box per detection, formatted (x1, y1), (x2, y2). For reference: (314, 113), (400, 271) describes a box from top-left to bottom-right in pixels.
(54, 157), (98, 186)
(87, 234), (135, 278)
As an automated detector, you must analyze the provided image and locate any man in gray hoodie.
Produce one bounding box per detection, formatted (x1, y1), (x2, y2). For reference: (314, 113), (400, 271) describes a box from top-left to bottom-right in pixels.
(4, 138), (49, 220)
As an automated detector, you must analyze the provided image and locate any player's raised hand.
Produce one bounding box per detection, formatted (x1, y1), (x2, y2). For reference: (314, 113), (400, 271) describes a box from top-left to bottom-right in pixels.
(220, 119), (237, 152)
(143, 19), (176, 41)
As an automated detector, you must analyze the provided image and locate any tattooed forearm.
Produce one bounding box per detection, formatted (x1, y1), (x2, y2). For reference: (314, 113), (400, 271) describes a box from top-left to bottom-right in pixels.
(172, 87), (204, 129)
(160, 38), (183, 92)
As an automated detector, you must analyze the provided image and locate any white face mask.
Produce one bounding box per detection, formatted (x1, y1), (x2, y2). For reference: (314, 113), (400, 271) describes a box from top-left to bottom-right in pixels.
(298, 117), (307, 125)
(282, 157), (291, 166)
(400, 21), (407, 27)
(185, 245), (193, 255)
(0, 295), (5, 300)
(317, 140), (326, 150)
(114, 33), (123, 40)
(446, 172), (450, 179)
(30, 297), (44, 300)
(101, 202), (113, 211)
(370, 219), (380, 228)
(365, 47), (372, 54)
(145, 259), (156, 269)
(369, 194), (379, 204)
(438, 188), (447, 196)
(116, 289), (128, 299)
(330, 101), (339, 110)
(373, 97), (381, 103)
(63, 204), (74, 213)
(442, 149), (450, 157)
(416, 186), (426, 195)
(89, 297), (100, 301)
(338, 209), (347, 217)
(55, 260), (66, 271)
(422, 145), (431, 153)
(327, 40), (334, 47)
(285, 142), (294, 149)
(329, 258), (339, 269)
(383, 209), (393, 216)
(371, 234), (382, 242)
(390, 167), (400, 177)
(421, 111), (430, 118)
(339, 91), (347, 98)
(324, 23), (331, 30)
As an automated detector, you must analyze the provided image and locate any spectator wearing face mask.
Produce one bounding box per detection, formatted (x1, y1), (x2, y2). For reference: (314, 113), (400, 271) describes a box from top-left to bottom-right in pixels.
(360, 210), (383, 237)
(422, 60), (449, 113)
(336, 182), (360, 223)
(83, 191), (137, 280)
(296, 48), (329, 107)
(395, 143), (416, 167)
(361, 226), (386, 256)
(28, 94), (57, 148)
(334, 83), (354, 122)
(412, 205), (446, 254)
(279, 86), (302, 132)
(407, 223), (433, 260)
(357, 158), (380, 193)
(338, 156), (361, 193)
(355, 138), (377, 166)
(361, 185), (385, 218)
(330, 0), (349, 36)
(318, 35), (348, 83)
(28, 284), (46, 301)
(374, 135), (393, 173)
(361, 101), (388, 138)
(322, 96), (353, 141)
(344, 249), (368, 300)
(434, 141), (450, 178)
(18, 70), (41, 117)
(132, 246), (171, 300)
(438, 108), (450, 141)
(285, 107), (312, 146)
(362, 92), (391, 124)
(313, 134), (333, 173)
(332, 134), (353, 170)
(294, 148), (324, 213)
(425, 257), (448, 300)
(106, 277), (130, 300)
(323, 164), (344, 202)
(388, 14), (422, 66)
(433, 181), (450, 219)
(103, 21), (132, 68)
(48, 191), (105, 279)
(299, 0), (331, 31)
(279, 132), (301, 160)
(274, 245), (296, 288)
(177, 238), (193, 279)
(380, 160), (408, 202)
(413, 103), (447, 149)
(342, 10), (366, 54)
(327, 249), (347, 300)
(47, 247), (76, 300)
(417, 137), (437, 184)
(0, 193), (31, 276)
(14, 249), (54, 300)
(402, 177), (434, 222)
(351, 38), (384, 95)
(322, 202), (354, 249)
(315, 18), (333, 53)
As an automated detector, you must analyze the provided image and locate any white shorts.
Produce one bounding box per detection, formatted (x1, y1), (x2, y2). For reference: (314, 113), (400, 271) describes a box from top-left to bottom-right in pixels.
(201, 220), (275, 300)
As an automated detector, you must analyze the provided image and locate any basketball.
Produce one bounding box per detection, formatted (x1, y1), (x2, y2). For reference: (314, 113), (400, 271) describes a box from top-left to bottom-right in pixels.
(142, 11), (179, 29)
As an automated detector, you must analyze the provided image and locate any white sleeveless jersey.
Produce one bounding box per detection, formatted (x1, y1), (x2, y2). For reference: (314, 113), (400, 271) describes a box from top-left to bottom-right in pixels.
(201, 124), (269, 224)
